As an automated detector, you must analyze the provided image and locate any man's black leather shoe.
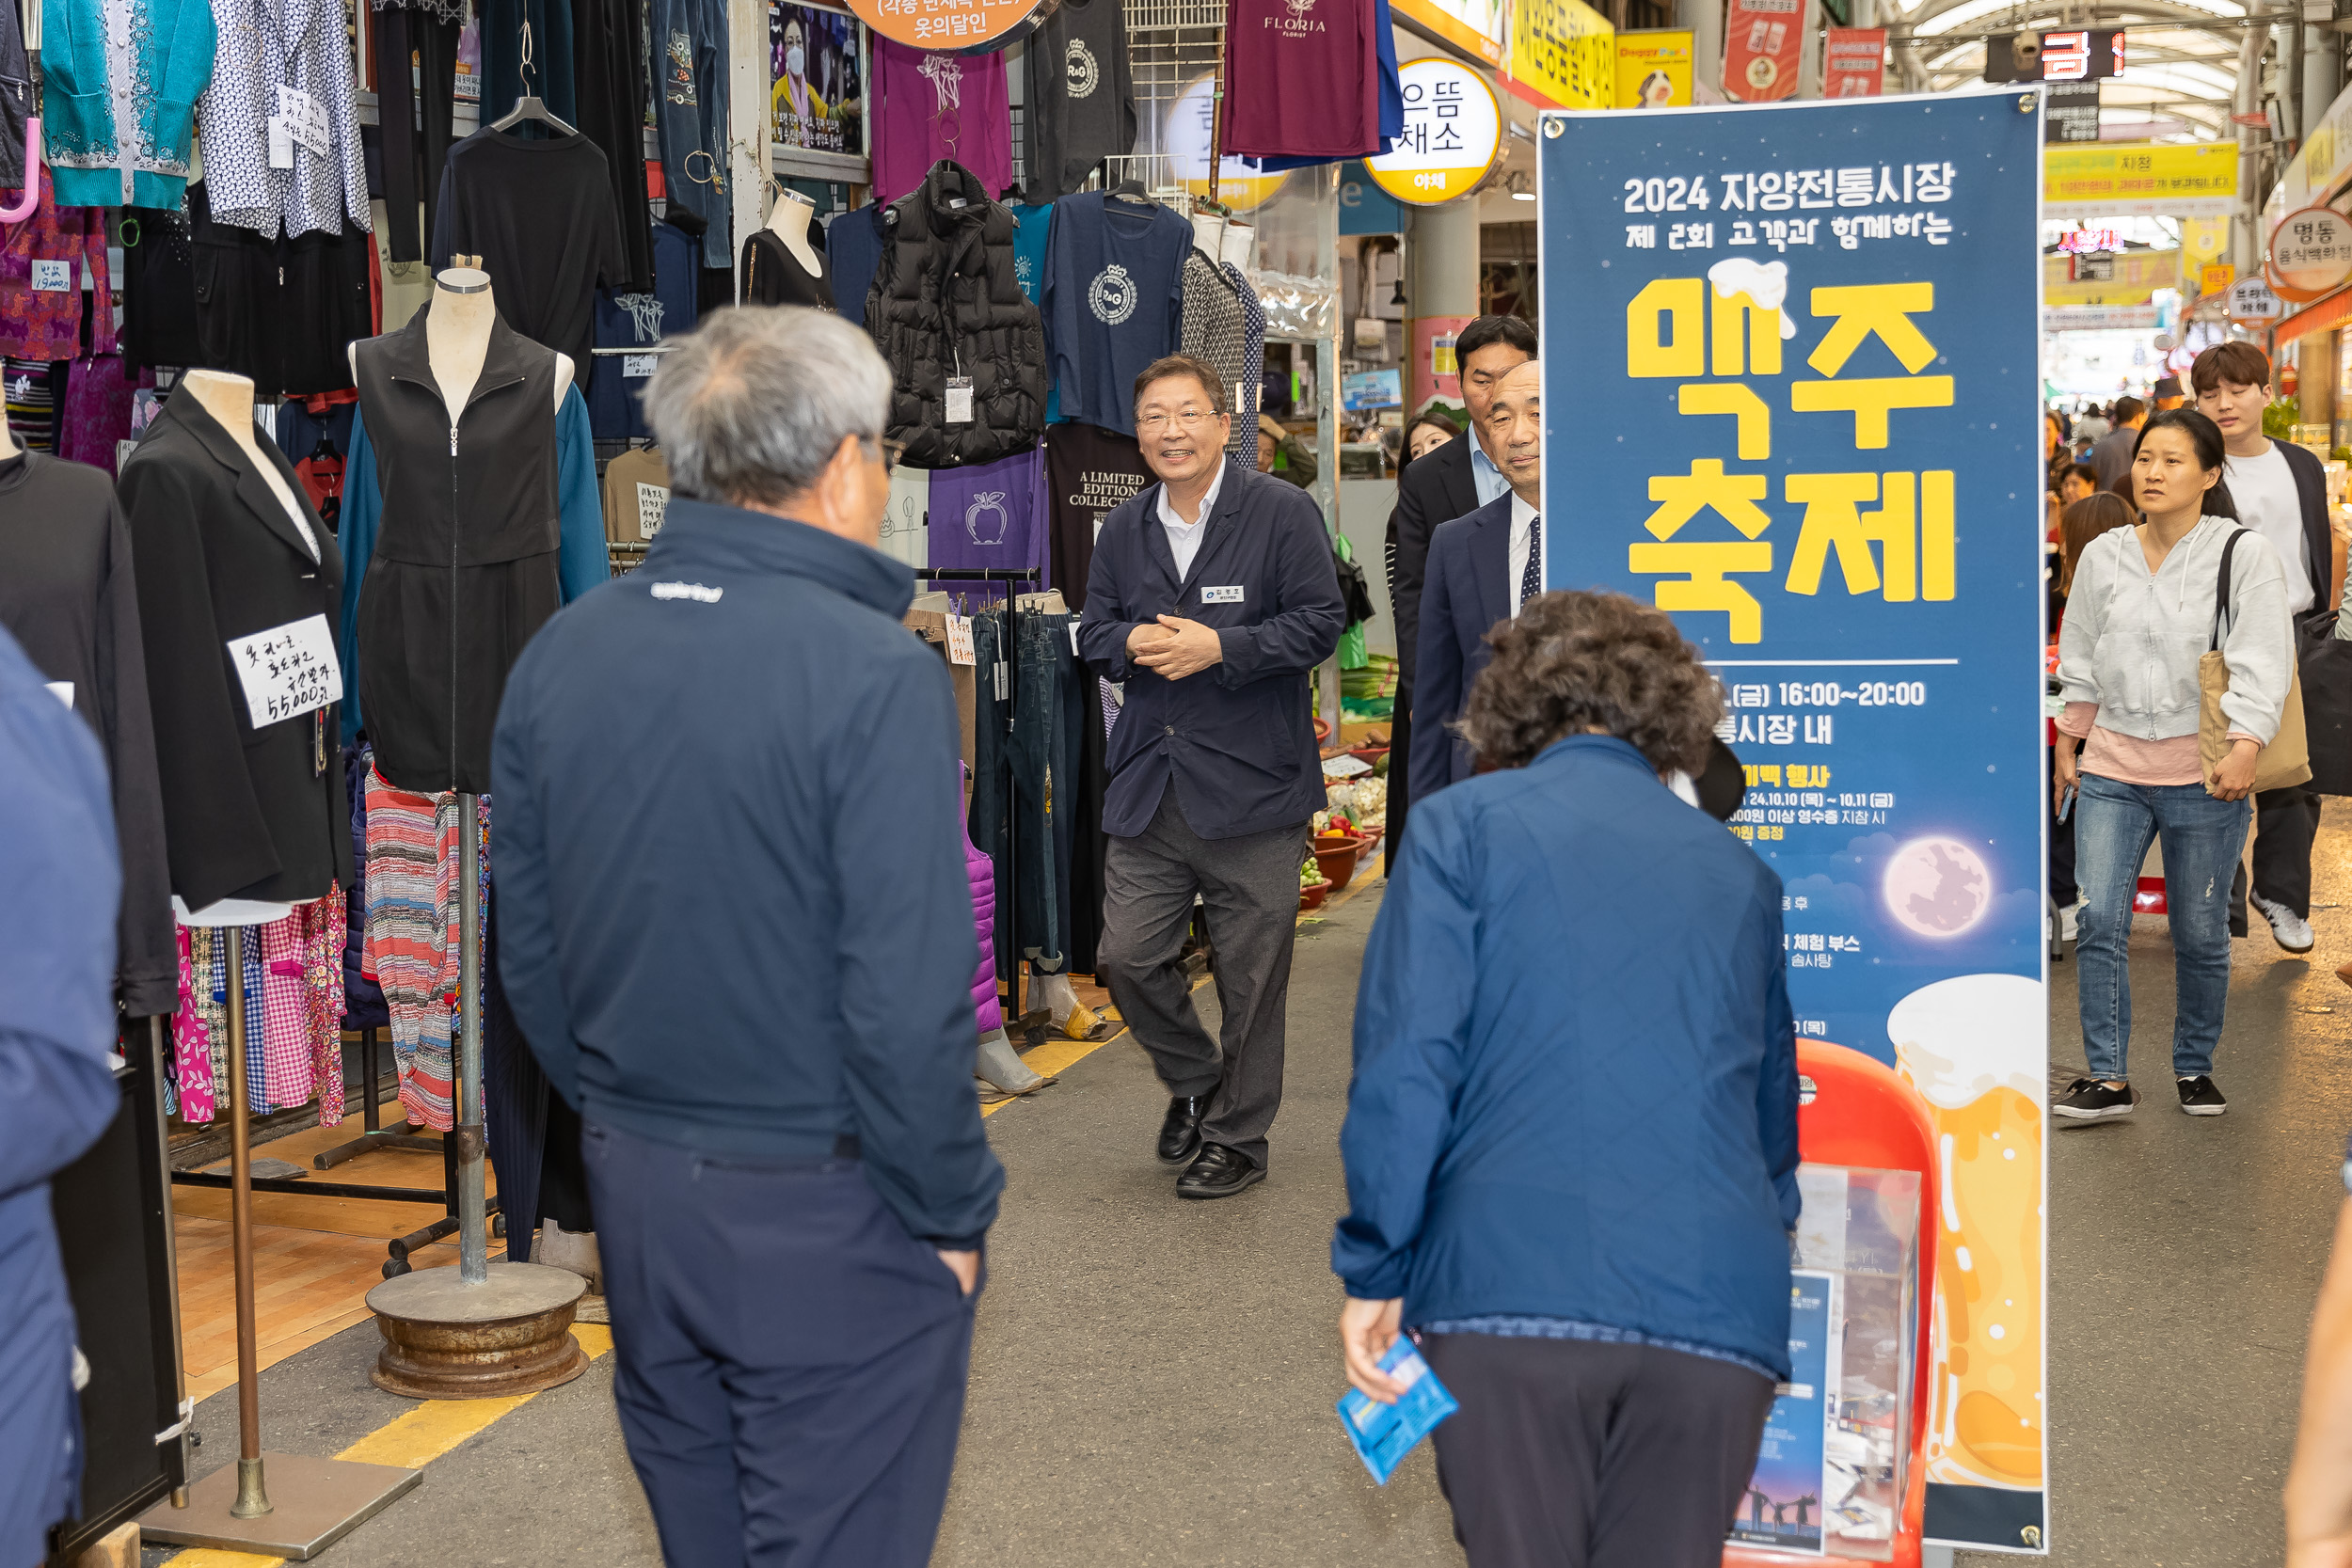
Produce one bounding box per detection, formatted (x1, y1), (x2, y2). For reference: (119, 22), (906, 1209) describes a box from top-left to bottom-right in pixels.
(1176, 1143), (1263, 1199)
(1156, 1096), (1207, 1165)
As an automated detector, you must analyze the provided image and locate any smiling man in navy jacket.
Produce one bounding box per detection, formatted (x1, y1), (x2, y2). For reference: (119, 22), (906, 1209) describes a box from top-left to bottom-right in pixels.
(1077, 354), (1347, 1199)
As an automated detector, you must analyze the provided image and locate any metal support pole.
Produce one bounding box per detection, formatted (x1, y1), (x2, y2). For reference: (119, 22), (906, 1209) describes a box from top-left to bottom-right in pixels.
(2236, 15), (2268, 275)
(455, 794), (488, 1285)
(151, 1017), (192, 1509)
(224, 927), (271, 1519)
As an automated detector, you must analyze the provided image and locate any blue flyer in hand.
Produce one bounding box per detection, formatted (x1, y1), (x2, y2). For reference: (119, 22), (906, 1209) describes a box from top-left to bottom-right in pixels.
(1337, 1338), (1459, 1484)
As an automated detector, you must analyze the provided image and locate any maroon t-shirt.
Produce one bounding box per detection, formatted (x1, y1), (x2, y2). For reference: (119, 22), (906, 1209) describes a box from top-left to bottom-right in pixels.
(1219, 0), (1378, 160)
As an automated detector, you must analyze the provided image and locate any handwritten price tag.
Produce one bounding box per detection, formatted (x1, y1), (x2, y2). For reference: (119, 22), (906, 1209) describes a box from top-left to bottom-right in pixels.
(276, 86), (331, 158)
(225, 613), (343, 730)
(945, 613), (976, 666)
(635, 482), (669, 538)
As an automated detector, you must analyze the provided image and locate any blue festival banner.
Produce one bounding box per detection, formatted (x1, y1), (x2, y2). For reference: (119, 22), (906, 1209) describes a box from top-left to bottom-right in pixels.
(1538, 93), (2049, 1552)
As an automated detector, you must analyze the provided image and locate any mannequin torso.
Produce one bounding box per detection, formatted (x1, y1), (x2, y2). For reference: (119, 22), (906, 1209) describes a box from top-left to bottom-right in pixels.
(350, 268), (573, 415)
(766, 190), (823, 277)
(183, 368), (312, 558)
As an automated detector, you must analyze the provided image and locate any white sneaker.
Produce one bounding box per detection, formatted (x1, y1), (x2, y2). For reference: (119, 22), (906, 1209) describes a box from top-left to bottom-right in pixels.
(2253, 894), (2317, 954)
(2059, 899), (2081, 942)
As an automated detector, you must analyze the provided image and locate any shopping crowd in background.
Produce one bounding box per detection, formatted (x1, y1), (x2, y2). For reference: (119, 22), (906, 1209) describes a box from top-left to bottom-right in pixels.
(21, 299), (2352, 1567)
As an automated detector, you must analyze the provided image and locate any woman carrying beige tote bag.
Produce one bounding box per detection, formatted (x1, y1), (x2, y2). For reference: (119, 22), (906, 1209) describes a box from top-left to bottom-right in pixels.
(2053, 409), (2293, 1124)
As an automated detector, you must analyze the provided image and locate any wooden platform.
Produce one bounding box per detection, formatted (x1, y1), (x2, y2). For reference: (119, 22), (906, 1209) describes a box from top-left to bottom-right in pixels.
(167, 990), (1108, 1399)
(170, 1108), (502, 1401)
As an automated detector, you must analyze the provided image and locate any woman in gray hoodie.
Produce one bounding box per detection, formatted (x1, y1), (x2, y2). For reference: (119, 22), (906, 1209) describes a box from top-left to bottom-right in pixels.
(2053, 409), (2293, 1123)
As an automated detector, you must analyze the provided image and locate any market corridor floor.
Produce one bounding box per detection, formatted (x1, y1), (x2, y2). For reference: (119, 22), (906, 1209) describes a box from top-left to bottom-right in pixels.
(140, 879), (1461, 1568)
(141, 811), (2352, 1568)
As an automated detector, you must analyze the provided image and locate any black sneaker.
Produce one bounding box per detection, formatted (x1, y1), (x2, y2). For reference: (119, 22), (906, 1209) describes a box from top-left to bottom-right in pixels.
(2177, 1075), (2229, 1117)
(2053, 1077), (2139, 1121)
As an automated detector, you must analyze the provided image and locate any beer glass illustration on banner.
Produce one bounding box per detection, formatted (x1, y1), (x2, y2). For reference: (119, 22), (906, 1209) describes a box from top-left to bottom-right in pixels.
(1889, 974), (2046, 1494)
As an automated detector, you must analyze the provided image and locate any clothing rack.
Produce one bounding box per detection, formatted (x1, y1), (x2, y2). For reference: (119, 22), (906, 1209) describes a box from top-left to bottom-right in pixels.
(170, 1023), (501, 1277)
(925, 567), (1043, 1024)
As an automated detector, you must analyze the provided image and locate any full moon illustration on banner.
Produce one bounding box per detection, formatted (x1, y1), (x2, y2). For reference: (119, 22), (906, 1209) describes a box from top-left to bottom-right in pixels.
(1882, 836), (1992, 938)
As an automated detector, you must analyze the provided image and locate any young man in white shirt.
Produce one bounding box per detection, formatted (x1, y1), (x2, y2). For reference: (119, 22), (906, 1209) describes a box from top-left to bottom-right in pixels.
(2194, 341), (2344, 952)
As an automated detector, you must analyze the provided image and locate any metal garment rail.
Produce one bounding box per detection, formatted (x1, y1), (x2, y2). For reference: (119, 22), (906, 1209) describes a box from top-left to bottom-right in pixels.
(169, 1022), (502, 1276)
(925, 567), (1043, 1024)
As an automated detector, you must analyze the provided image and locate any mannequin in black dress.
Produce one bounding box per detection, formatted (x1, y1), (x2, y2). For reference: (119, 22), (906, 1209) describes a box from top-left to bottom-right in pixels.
(739, 187), (834, 310)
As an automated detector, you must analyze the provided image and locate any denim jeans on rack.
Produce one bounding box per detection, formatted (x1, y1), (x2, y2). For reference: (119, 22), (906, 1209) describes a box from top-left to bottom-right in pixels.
(969, 609), (1080, 988)
(2073, 771), (2249, 1082)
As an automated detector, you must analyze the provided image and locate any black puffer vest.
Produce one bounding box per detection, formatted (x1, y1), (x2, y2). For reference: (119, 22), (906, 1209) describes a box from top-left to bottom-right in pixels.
(866, 159), (1047, 467)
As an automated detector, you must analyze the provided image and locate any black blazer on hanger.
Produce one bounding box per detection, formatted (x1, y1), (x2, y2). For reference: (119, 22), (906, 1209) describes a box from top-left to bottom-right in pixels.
(119, 390), (353, 911)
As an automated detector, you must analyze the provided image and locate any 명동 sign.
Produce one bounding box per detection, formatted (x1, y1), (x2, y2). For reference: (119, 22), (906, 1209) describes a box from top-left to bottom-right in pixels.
(2269, 206), (2352, 302)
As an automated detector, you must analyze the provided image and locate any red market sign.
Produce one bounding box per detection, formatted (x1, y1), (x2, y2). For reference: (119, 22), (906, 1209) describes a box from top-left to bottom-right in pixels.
(1823, 27), (1883, 97)
(1722, 0), (1808, 102)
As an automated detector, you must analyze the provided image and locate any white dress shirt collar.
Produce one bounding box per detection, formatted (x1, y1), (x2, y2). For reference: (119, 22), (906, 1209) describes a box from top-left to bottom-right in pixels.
(1156, 460), (1227, 579)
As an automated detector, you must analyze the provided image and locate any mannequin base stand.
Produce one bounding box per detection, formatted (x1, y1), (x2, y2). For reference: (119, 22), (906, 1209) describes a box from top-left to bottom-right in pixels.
(139, 924), (422, 1558)
(365, 792), (584, 1400)
(364, 1259), (588, 1399)
(139, 1452), (421, 1560)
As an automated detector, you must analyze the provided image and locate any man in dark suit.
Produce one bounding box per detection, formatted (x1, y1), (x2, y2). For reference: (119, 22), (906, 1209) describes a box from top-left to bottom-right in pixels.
(1384, 314), (1535, 868)
(1076, 355), (1347, 1200)
(1410, 363), (1750, 818)
(1411, 361), (1540, 801)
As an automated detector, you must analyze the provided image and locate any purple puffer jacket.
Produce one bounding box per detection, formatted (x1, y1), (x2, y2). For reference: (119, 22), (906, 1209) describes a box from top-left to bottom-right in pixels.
(964, 771), (1003, 1036)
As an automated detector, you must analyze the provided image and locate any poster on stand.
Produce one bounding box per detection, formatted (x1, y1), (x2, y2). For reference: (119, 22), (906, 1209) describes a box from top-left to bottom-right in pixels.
(1732, 1268), (1834, 1555)
(769, 2), (863, 152)
(1537, 92), (2048, 1554)
(1721, 0), (1808, 101)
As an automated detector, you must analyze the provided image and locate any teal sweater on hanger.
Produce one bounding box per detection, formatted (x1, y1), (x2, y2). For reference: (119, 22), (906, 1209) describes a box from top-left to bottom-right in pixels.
(40, 0), (215, 208)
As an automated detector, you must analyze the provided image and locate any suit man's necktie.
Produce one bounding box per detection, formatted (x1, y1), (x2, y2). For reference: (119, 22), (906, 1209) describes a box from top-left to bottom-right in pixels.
(1519, 514), (1542, 610)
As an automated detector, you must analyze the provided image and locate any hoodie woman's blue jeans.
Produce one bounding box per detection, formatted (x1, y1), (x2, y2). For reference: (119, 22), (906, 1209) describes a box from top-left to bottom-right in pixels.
(2073, 771), (2250, 1082)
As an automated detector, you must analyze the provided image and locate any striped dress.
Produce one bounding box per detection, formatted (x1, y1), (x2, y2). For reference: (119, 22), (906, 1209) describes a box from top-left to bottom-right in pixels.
(362, 764), (489, 1132)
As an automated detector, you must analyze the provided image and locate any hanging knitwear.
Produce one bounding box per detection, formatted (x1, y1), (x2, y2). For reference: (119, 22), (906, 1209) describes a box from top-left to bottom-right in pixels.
(191, 926), (227, 1105)
(171, 924), (217, 1122)
(260, 909), (315, 1107)
(364, 768), (465, 1131)
(305, 895), (347, 1126)
(240, 929), (268, 1114)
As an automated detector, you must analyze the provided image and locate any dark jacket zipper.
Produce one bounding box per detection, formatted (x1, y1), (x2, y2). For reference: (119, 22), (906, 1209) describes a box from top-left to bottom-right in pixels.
(387, 367), (528, 792)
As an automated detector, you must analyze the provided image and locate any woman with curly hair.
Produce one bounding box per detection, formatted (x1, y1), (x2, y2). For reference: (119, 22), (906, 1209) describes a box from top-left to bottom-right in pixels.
(1331, 590), (1801, 1568)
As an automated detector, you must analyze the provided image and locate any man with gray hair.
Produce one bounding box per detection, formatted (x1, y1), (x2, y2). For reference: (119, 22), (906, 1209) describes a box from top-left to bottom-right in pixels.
(492, 306), (1003, 1568)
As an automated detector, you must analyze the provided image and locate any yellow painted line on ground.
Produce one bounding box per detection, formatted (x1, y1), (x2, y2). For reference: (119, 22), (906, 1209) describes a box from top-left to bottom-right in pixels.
(980, 870), (1383, 1119)
(161, 1326), (615, 1567)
